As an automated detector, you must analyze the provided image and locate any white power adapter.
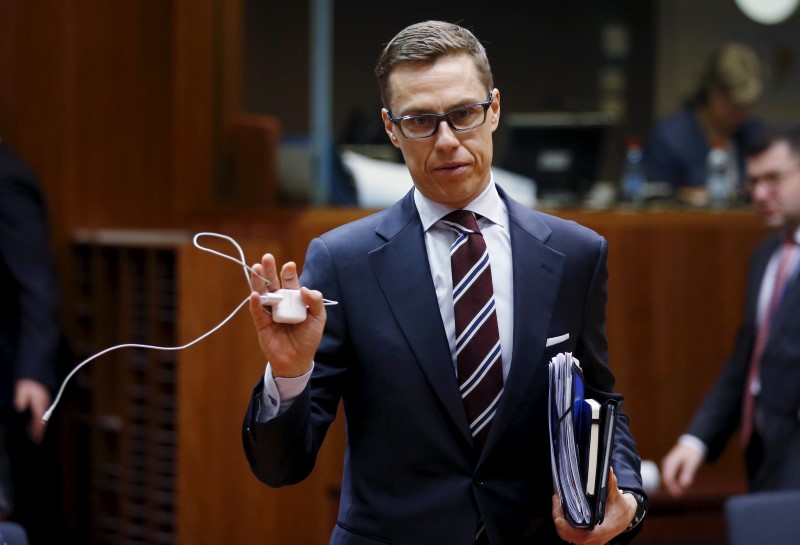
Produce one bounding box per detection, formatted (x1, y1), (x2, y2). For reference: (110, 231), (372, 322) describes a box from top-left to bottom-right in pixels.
(260, 288), (307, 324)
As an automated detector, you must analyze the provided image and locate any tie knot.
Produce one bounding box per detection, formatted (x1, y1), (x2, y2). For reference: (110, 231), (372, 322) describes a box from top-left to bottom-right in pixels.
(443, 209), (480, 234)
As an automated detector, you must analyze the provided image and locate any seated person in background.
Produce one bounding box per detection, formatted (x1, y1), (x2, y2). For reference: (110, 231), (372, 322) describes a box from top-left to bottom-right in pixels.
(661, 125), (800, 495)
(642, 42), (763, 202)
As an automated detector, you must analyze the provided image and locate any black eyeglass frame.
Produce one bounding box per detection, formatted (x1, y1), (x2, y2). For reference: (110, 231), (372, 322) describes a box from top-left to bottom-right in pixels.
(386, 91), (494, 139)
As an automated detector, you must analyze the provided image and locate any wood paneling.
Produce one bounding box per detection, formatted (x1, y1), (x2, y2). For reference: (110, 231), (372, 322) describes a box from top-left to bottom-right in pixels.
(0, 0), (247, 244)
(1, 1), (172, 234)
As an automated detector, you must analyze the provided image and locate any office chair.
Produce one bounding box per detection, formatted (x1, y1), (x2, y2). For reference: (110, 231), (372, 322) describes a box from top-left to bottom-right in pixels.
(725, 489), (800, 545)
(0, 521), (29, 545)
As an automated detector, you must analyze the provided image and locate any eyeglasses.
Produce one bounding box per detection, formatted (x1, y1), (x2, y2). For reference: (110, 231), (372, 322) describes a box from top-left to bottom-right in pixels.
(386, 92), (493, 139)
(744, 164), (800, 193)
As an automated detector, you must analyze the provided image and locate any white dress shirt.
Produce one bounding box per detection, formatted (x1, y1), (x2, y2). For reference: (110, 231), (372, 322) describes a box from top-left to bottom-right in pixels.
(413, 175), (514, 380)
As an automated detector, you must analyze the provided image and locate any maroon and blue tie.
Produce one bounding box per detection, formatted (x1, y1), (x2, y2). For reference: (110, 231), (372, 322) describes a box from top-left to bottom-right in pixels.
(443, 210), (504, 451)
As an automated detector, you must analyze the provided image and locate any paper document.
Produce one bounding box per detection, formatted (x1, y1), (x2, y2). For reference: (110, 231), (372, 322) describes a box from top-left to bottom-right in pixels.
(548, 352), (618, 529)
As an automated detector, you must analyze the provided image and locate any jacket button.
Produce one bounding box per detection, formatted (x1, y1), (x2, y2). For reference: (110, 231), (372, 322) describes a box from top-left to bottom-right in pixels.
(474, 478), (485, 487)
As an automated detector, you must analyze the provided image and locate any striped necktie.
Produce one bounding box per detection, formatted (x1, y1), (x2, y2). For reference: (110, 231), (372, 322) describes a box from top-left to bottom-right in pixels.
(443, 210), (504, 450)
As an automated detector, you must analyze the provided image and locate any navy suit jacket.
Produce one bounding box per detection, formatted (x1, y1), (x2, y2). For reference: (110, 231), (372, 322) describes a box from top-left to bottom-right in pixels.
(687, 234), (800, 491)
(243, 185), (644, 544)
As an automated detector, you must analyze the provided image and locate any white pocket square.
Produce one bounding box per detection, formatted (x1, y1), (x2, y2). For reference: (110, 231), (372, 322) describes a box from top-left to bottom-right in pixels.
(545, 333), (569, 347)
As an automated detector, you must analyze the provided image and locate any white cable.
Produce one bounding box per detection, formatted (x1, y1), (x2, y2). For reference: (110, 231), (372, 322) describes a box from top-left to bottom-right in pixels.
(193, 232), (337, 305)
(42, 296), (249, 423)
(42, 232), (337, 423)
(192, 232), (269, 292)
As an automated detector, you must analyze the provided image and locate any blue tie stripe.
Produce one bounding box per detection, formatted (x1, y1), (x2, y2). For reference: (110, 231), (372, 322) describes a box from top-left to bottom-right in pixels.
(455, 298), (495, 354)
(460, 341), (502, 396)
(450, 233), (469, 255)
(452, 251), (490, 303)
(470, 389), (504, 436)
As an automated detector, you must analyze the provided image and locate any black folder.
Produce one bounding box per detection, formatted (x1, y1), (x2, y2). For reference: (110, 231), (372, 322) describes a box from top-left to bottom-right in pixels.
(548, 352), (618, 529)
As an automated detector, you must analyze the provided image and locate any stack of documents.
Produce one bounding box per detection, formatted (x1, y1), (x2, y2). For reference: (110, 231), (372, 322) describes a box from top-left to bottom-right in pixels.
(548, 352), (618, 529)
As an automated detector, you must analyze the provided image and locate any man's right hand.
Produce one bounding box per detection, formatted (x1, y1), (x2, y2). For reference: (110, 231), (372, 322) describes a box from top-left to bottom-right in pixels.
(660, 442), (704, 497)
(248, 253), (326, 378)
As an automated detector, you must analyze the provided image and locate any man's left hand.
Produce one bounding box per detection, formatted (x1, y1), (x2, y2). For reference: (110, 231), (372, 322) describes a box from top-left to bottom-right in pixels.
(552, 467), (637, 545)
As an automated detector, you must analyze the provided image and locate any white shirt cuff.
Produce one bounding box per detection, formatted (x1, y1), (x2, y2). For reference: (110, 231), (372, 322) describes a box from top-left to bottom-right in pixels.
(255, 362), (313, 423)
(678, 434), (708, 457)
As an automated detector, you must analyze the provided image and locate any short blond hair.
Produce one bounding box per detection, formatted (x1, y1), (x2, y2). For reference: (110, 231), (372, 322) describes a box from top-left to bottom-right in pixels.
(375, 21), (493, 108)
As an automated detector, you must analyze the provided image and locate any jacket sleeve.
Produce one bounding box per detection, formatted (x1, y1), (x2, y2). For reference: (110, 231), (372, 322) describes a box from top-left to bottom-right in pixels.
(241, 237), (347, 487)
(577, 234), (647, 543)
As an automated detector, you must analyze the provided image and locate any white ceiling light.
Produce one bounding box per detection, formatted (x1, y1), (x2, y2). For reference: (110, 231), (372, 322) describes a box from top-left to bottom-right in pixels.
(734, 0), (799, 24)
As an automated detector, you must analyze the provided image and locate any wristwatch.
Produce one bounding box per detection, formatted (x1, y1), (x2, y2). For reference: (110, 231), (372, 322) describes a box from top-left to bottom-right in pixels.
(619, 490), (647, 532)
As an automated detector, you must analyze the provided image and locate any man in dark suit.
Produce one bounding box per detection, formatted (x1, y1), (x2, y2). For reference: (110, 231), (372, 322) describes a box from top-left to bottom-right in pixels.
(242, 21), (646, 545)
(661, 125), (800, 494)
(0, 141), (61, 518)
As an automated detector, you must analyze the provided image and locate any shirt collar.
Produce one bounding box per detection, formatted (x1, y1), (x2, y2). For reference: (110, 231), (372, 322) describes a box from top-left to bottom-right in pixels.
(414, 173), (507, 232)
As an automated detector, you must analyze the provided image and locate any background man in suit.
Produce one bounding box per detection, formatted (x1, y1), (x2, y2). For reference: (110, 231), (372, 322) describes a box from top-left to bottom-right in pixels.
(0, 140), (61, 523)
(661, 125), (800, 494)
(242, 21), (646, 545)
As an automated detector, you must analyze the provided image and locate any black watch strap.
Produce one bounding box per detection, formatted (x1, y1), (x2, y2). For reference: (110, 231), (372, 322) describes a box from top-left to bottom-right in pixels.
(620, 490), (647, 532)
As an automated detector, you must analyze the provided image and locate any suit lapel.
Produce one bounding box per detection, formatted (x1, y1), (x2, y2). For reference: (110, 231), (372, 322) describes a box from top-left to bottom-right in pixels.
(368, 192), (472, 446)
(482, 195), (565, 457)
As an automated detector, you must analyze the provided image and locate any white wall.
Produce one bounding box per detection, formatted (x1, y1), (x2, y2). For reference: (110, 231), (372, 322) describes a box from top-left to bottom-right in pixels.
(655, 0), (800, 123)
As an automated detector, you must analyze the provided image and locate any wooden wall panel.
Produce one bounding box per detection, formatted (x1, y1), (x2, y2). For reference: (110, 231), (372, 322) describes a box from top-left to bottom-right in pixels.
(0, 0), (73, 242)
(0, 0), (244, 245)
(68, 0), (175, 230)
(0, 0), (177, 235)
(170, 0), (218, 220)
